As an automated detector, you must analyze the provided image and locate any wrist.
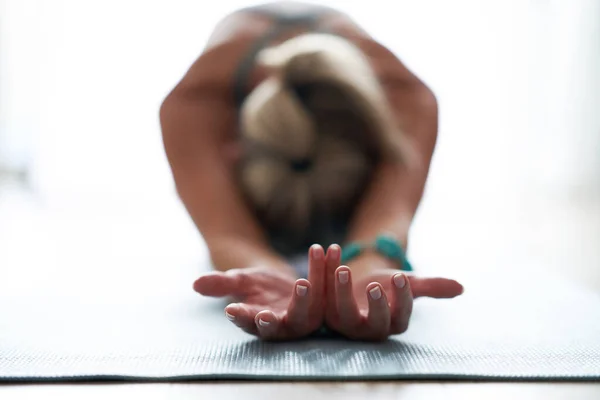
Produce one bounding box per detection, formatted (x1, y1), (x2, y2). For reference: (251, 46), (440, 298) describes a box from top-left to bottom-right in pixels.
(345, 251), (397, 280)
(342, 233), (413, 279)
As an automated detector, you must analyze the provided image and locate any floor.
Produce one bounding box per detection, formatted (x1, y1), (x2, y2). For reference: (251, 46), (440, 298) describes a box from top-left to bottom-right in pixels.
(1, 382), (600, 400)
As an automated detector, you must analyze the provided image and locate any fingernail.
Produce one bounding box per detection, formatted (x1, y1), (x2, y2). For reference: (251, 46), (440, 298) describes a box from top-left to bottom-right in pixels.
(329, 244), (340, 258)
(311, 244), (323, 260)
(393, 273), (406, 288)
(225, 311), (235, 321)
(258, 318), (270, 327)
(296, 284), (308, 297)
(369, 286), (382, 300)
(338, 270), (349, 284)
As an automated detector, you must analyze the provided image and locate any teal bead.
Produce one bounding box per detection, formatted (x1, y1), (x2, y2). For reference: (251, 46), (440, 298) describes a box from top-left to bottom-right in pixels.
(375, 235), (413, 272)
(340, 235), (413, 272)
(374, 235), (401, 258)
(341, 243), (363, 263)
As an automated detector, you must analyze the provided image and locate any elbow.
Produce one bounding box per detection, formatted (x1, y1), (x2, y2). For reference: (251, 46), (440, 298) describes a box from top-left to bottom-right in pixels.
(159, 92), (176, 132)
(418, 87), (438, 136)
(413, 84), (439, 151)
(417, 85), (438, 117)
(159, 97), (176, 167)
(159, 92), (184, 166)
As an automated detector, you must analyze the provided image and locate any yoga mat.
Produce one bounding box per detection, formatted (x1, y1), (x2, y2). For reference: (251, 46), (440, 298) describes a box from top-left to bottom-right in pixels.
(0, 261), (599, 382)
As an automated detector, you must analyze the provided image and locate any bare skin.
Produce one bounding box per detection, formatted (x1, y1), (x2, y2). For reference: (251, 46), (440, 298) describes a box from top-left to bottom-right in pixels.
(161, 3), (463, 341)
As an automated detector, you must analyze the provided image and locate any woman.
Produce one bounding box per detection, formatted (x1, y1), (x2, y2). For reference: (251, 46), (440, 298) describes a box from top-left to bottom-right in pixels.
(160, 2), (463, 341)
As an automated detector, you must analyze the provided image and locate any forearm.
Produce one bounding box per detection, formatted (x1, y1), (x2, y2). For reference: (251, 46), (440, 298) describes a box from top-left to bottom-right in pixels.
(345, 164), (424, 276)
(346, 164), (422, 248)
(349, 155), (430, 245)
(160, 86), (295, 276)
(346, 81), (438, 276)
(176, 178), (295, 276)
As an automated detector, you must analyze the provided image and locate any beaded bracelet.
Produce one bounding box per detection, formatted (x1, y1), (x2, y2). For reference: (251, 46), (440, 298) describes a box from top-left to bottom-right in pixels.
(340, 234), (414, 272)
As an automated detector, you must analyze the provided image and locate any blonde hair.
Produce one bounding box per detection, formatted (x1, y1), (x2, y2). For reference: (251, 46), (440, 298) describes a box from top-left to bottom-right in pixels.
(239, 33), (409, 238)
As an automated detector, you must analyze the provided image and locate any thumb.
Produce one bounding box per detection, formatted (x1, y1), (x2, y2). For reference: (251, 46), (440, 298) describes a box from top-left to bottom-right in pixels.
(193, 270), (247, 298)
(408, 277), (464, 299)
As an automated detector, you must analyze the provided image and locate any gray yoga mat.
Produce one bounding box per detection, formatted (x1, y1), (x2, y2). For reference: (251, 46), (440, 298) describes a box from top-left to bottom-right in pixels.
(0, 261), (599, 382)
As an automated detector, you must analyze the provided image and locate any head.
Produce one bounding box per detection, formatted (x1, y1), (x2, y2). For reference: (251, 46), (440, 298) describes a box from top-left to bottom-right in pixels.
(238, 33), (410, 234)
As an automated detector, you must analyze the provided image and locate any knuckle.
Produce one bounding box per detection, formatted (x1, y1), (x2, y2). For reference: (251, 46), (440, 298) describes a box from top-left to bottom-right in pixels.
(236, 272), (250, 288)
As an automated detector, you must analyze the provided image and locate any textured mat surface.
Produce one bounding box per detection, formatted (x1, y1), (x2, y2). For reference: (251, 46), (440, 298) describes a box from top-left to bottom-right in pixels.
(0, 265), (599, 382)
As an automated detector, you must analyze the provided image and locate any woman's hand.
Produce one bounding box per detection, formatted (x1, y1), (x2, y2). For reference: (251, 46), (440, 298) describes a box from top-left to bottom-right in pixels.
(193, 245), (326, 340)
(194, 243), (462, 342)
(324, 245), (464, 341)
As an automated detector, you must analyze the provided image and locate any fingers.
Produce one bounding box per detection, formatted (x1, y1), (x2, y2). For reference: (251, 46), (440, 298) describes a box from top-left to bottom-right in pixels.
(325, 244), (341, 310)
(390, 273), (413, 334)
(325, 244), (341, 278)
(409, 277), (464, 299)
(334, 266), (361, 328)
(224, 304), (281, 339)
(223, 303), (259, 335)
(226, 279), (315, 340)
(193, 271), (245, 298)
(285, 279), (312, 331)
(365, 282), (391, 340)
(254, 310), (280, 340)
(229, 278), (317, 340)
(307, 244), (326, 302)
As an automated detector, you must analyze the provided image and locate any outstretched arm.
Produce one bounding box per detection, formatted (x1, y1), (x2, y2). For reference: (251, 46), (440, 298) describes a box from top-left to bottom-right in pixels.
(161, 70), (329, 340)
(318, 24), (440, 271)
(346, 76), (439, 273)
(160, 70), (290, 275)
(322, 45), (463, 341)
